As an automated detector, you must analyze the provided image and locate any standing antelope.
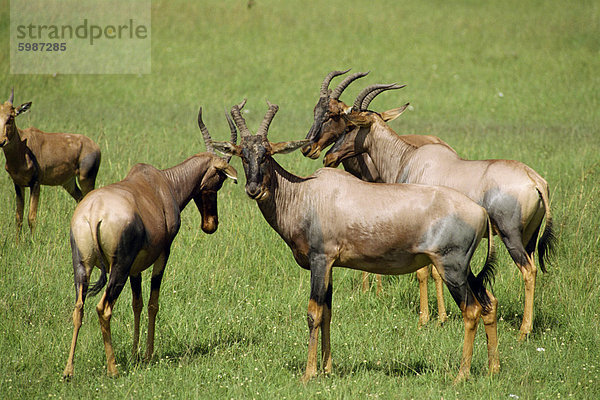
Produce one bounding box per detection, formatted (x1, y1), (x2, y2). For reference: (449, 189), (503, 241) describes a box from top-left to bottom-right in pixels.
(0, 89), (101, 241)
(302, 71), (452, 325)
(62, 108), (237, 379)
(321, 82), (555, 340)
(213, 100), (499, 383)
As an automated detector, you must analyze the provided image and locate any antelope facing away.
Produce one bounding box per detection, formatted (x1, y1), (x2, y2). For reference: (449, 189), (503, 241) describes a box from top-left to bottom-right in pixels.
(0, 89), (101, 241)
(302, 70), (453, 325)
(213, 100), (499, 383)
(62, 108), (237, 379)
(321, 82), (555, 340)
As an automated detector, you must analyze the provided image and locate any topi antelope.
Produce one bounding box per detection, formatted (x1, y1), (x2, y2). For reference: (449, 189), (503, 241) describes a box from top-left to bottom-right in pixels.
(302, 70), (452, 325)
(62, 107), (237, 379)
(213, 100), (499, 383)
(0, 89), (101, 241)
(303, 70), (384, 294)
(322, 82), (555, 340)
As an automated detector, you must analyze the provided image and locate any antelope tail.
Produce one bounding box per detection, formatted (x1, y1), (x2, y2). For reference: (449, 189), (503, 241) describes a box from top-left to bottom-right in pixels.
(537, 186), (556, 273)
(87, 220), (108, 297)
(468, 215), (498, 312)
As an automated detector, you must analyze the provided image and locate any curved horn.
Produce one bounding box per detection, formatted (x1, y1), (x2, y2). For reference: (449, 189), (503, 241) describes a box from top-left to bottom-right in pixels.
(320, 69), (351, 97)
(222, 109), (238, 163)
(361, 84), (406, 110)
(224, 109), (238, 144)
(331, 71), (369, 100)
(8, 88), (14, 104)
(230, 99), (252, 138)
(353, 84), (399, 111)
(257, 100), (279, 139)
(197, 107), (215, 154)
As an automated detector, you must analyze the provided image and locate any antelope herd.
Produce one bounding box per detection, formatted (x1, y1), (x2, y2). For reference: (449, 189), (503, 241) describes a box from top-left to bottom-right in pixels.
(0, 72), (554, 383)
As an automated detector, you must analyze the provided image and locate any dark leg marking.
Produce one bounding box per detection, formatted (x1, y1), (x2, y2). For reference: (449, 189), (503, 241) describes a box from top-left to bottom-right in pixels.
(130, 274), (143, 359)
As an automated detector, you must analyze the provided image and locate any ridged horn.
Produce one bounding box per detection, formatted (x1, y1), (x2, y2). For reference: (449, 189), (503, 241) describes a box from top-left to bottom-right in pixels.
(257, 100), (279, 139)
(320, 69), (351, 97)
(331, 71), (369, 100)
(197, 107), (215, 154)
(361, 84), (406, 110)
(230, 99), (251, 138)
(8, 88), (14, 104)
(223, 109), (238, 163)
(353, 84), (399, 111)
(224, 109), (238, 144)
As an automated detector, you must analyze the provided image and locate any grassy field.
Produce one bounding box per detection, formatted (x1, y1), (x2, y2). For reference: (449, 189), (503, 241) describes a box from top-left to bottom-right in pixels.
(1, 0), (599, 398)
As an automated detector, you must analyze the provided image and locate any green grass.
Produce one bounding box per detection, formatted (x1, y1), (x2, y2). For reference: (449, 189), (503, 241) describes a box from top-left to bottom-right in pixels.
(1, 0), (599, 398)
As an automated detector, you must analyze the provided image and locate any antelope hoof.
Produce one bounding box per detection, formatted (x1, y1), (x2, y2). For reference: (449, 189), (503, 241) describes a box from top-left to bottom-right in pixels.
(489, 361), (500, 376)
(106, 366), (119, 378)
(453, 370), (470, 385)
(300, 371), (316, 384)
(62, 371), (73, 382)
(518, 331), (530, 342)
(437, 314), (448, 326)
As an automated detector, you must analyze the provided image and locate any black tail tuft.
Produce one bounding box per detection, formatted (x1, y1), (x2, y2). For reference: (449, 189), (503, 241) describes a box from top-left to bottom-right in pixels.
(538, 218), (556, 273)
(478, 246), (498, 289)
(468, 247), (498, 313)
(86, 267), (107, 298)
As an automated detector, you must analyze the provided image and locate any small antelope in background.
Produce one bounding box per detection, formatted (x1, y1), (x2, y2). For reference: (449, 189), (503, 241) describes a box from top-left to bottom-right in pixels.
(62, 107), (237, 379)
(302, 71), (451, 325)
(0, 89), (101, 241)
(321, 81), (555, 340)
(213, 100), (499, 383)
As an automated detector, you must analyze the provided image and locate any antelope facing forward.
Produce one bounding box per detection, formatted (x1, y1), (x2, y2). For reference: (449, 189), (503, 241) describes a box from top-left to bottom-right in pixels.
(62, 108), (237, 379)
(321, 82), (555, 340)
(213, 100), (499, 383)
(0, 89), (101, 241)
(302, 70), (453, 325)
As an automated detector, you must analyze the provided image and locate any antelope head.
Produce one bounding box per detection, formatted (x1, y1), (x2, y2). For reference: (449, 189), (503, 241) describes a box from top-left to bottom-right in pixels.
(302, 71), (407, 160)
(213, 100), (309, 201)
(196, 107), (238, 233)
(322, 98), (410, 169)
(302, 69), (369, 159)
(0, 89), (31, 148)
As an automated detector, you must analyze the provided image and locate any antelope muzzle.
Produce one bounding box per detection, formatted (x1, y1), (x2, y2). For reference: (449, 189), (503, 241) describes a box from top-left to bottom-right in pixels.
(200, 191), (219, 234)
(301, 142), (322, 159)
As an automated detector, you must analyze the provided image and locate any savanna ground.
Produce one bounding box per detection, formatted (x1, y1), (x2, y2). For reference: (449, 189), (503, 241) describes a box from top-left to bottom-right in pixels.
(0, 1), (599, 398)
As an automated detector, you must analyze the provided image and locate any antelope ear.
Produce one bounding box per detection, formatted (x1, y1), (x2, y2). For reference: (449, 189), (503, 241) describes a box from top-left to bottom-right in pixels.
(342, 111), (372, 127)
(15, 102), (32, 116)
(381, 103), (409, 122)
(215, 161), (238, 183)
(270, 139), (311, 155)
(212, 141), (241, 157)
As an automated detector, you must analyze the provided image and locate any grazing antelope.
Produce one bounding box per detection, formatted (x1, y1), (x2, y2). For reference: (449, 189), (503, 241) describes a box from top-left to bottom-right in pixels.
(0, 89), (101, 241)
(213, 100), (499, 383)
(302, 71), (452, 325)
(322, 83), (555, 340)
(62, 108), (237, 379)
